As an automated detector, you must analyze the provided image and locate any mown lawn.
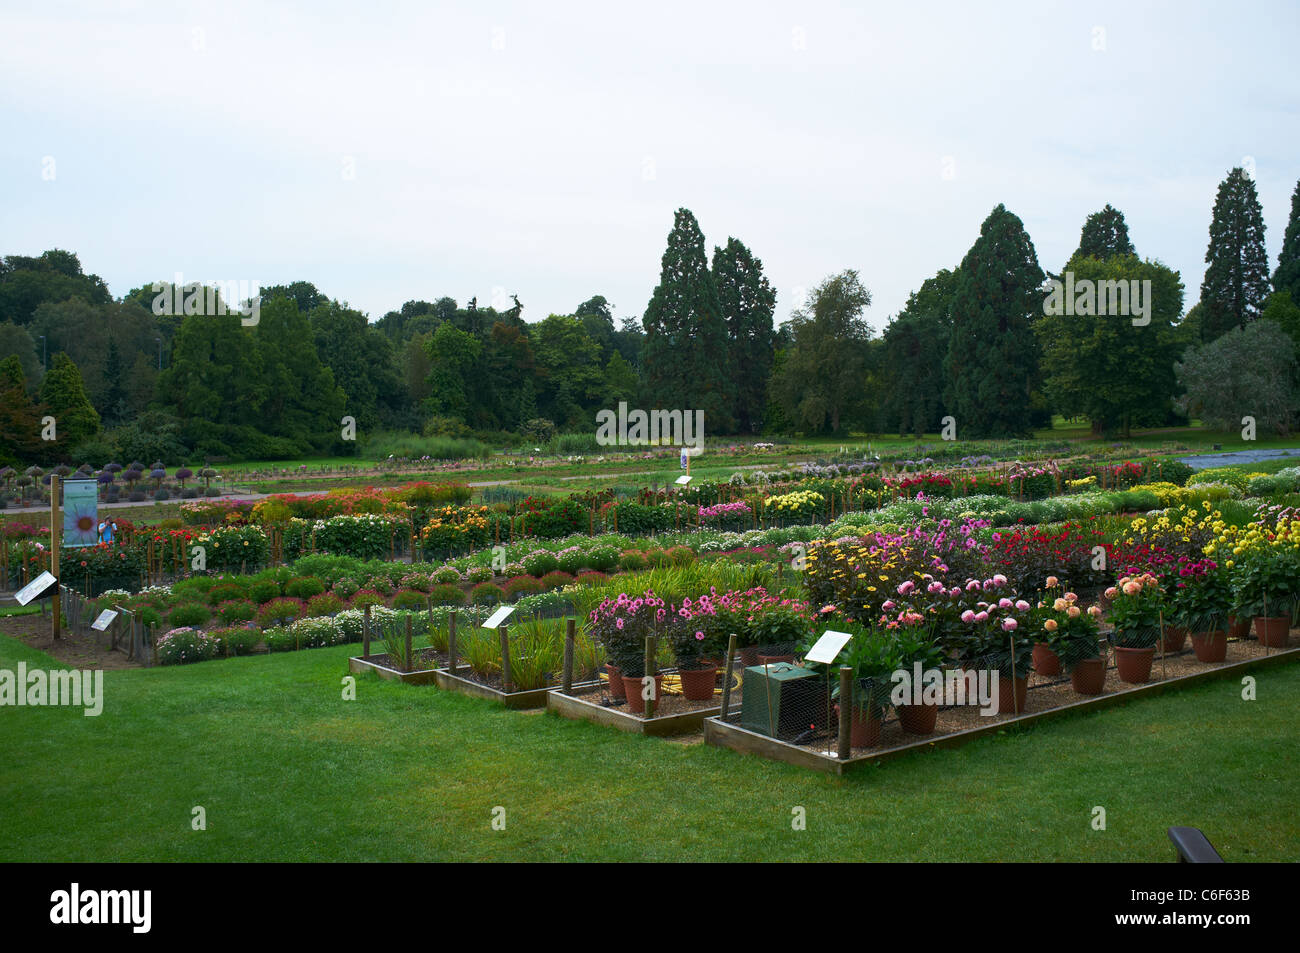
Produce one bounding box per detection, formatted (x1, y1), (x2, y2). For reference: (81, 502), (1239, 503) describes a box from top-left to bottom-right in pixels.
(1, 634), (1296, 862)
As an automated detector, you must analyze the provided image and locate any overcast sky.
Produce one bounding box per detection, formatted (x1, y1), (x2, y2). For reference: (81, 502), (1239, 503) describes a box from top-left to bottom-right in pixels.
(3, 0), (1298, 332)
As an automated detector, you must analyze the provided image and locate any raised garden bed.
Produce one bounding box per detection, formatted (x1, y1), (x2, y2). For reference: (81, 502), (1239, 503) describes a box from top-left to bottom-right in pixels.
(348, 647), (447, 685)
(704, 634), (1300, 774)
(547, 669), (743, 736)
(435, 665), (602, 709)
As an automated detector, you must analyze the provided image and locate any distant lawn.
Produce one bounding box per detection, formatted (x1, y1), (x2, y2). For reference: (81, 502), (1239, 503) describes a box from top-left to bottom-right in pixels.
(0, 635), (1295, 862)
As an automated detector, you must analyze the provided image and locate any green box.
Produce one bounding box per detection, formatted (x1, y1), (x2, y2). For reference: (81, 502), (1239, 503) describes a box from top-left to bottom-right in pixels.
(740, 664), (830, 739)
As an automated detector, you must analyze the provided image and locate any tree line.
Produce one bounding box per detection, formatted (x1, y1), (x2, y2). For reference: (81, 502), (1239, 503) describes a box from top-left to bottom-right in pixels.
(3, 165), (1300, 468)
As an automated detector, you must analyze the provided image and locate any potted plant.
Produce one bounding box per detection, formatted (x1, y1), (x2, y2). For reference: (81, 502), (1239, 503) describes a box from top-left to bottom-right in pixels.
(891, 626), (945, 734)
(588, 591), (665, 709)
(945, 578), (1033, 714)
(837, 630), (897, 747)
(1229, 527), (1299, 649)
(1104, 573), (1163, 683)
(667, 595), (726, 701)
(1039, 594), (1106, 695)
(1168, 557), (1233, 663)
(747, 603), (810, 665)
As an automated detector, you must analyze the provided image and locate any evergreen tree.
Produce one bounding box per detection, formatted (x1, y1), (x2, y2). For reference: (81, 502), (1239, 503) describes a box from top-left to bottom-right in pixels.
(641, 208), (733, 432)
(39, 352), (101, 451)
(880, 269), (957, 437)
(1075, 204), (1136, 260)
(1200, 167), (1270, 341)
(253, 297), (346, 452)
(712, 237), (776, 434)
(0, 355), (44, 466)
(1273, 178), (1300, 302)
(603, 351), (638, 406)
(944, 204), (1045, 438)
(102, 337), (128, 426)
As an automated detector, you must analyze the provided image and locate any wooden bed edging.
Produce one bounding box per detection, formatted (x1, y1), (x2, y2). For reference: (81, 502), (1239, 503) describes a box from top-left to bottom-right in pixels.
(703, 647), (1300, 776)
(546, 687), (740, 736)
(348, 655), (440, 685)
(435, 668), (602, 709)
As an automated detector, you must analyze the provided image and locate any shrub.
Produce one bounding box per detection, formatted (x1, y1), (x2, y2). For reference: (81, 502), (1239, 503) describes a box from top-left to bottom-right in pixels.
(349, 589), (385, 611)
(618, 550), (648, 571)
(248, 580), (282, 604)
(154, 489), (170, 501)
(666, 545), (695, 567)
(538, 570), (573, 590)
(392, 589), (429, 610)
(181, 488), (199, 499)
(555, 548), (585, 575)
(263, 626), (297, 652)
(170, 576), (215, 600)
(504, 576), (544, 599)
(469, 582), (505, 605)
(204, 487), (221, 498)
(209, 626), (259, 656)
(306, 592), (344, 617)
(167, 602), (211, 627)
(428, 583), (466, 606)
(290, 616), (345, 648)
(575, 571), (608, 587)
(431, 565), (462, 585)
(156, 627), (220, 665)
(216, 599), (257, 625)
(257, 597), (305, 629)
(521, 550), (560, 577)
(503, 561), (526, 577)
(465, 565), (494, 584)
(206, 582), (247, 606)
(364, 574), (394, 596)
(400, 572), (431, 593)
(584, 545), (620, 572)
(284, 576), (326, 600)
(332, 576), (360, 599)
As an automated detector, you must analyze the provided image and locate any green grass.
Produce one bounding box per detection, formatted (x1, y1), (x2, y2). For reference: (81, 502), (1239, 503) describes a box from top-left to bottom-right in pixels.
(1, 634), (1296, 862)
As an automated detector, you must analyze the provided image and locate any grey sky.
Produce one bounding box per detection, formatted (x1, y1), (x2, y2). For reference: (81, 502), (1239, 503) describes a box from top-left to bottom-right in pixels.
(2, 0), (1297, 332)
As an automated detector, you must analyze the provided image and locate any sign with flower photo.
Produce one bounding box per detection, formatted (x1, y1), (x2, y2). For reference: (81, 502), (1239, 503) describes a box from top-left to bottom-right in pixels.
(62, 479), (99, 548)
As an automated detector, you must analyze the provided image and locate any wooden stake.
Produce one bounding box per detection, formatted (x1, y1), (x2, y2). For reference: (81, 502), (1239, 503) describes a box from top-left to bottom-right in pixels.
(404, 615), (413, 673)
(837, 667), (852, 759)
(719, 633), (738, 717)
(448, 610), (458, 673)
(362, 604), (371, 659)
(50, 474), (61, 641)
(644, 634), (656, 718)
(562, 617), (575, 694)
(499, 623), (513, 693)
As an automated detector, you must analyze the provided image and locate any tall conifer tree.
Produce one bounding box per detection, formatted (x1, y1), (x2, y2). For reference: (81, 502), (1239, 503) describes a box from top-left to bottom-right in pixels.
(1200, 167), (1270, 341)
(944, 205), (1045, 438)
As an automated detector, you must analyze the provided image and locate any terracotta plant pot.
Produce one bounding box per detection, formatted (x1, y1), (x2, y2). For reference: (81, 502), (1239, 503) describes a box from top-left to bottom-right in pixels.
(1070, 657), (1106, 695)
(757, 653), (795, 665)
(897, 702), (938, 735)
(1190, 630), (1228, 663)
(621, 674), (664, 714)
(1160, 625), (1188, 653)
(677, 666), (717, 701)
(1228, 615), (1251, 640)
(1114, 646), (1155, 684)
(1254, 616), (1292, 648)
(997, 675), (1028, 714)
(605, 664), (625, 699)
(1032, 642), (1061, 677)
(849, 705), (882, 747)
(739, 646), (760, 666)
